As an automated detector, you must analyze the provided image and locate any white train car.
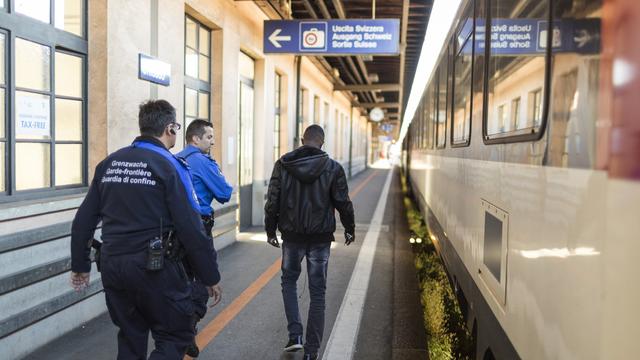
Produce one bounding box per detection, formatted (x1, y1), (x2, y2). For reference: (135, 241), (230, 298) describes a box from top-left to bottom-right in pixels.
(403, 0), (640, 358)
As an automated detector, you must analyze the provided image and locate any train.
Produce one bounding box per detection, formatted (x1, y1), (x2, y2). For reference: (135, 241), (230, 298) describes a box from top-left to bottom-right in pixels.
(401, 0), (639, 358)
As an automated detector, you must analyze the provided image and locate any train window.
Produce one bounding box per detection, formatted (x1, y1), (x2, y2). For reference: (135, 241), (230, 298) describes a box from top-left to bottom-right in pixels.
(418, 95), (423, 148)
(436, 61), (447, 149)
(546, 0), (602, 168)
(484, 0), (550, 142)
(451, 4), (473, 147)
(425, 82), (436, 149)
(422, 98), (428, 149)
(421, 99), (426, 149)
(471, 0), (486, 139)
(416, 100), (423, 149)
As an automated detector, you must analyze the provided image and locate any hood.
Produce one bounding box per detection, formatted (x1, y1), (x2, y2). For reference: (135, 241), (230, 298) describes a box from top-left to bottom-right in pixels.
(280, 146), (330, 183)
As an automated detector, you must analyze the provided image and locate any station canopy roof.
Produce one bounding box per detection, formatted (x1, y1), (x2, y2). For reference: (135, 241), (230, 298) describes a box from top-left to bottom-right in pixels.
(255, 0), (434, 129)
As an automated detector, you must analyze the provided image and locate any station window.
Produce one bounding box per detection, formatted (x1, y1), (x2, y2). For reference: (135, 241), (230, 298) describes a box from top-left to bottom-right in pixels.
(15, 0), (83, 37)
(334, 112), (340, 158)
(184, 15), (211, 134)
(313, 95), (320, 124)
(54, 51), (84, 187)
(339, 114), (347, 160)
(451, 4), (473, 147)
(338, 113), (344, 160)
(528, 89), (542, 128)
(484, 0), (549, 142)
(510, 97), (521, 131)
(56, 0), (84, 36)
(16, 0), (51, 25)
(323, 101), (329, 130)
(1, 2), (87, 199)
(497, 104), (506, 132)
(274, 72), (282, 161)
(297, 88), (307, 144)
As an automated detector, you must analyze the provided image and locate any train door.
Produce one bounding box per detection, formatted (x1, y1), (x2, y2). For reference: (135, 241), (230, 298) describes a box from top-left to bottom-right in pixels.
(238, 52), (255, 231)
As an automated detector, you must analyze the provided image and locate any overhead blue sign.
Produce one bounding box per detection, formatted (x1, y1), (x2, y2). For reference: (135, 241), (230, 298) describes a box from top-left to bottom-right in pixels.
(264, 19), (400, 55)
(460, 18), (600, 55)
(138, 54), (171, 86)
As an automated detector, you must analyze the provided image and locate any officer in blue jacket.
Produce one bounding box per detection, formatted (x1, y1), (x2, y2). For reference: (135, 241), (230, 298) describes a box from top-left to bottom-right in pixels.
(70, 100), (222, 359)
(177, 119), (233, 234)
(176, 119), (232, 357)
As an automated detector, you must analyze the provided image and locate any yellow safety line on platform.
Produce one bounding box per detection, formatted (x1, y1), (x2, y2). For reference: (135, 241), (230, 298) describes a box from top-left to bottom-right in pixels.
(349, 170), (378, 199)
(186, 169), (383, 358)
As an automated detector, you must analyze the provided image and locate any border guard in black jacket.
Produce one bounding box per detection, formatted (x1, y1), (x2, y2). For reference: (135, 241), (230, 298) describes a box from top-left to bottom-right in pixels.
(265, 125), (355, 360)
(70, 100), (222, 359)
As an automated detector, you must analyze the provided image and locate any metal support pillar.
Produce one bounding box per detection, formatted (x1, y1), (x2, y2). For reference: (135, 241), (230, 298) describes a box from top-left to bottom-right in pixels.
(294, 56), (301, 149)
(348, 106), (354, 178)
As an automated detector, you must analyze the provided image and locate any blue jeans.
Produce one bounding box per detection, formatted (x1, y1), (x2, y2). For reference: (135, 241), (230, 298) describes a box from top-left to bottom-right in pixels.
(281, 241), (331, 355)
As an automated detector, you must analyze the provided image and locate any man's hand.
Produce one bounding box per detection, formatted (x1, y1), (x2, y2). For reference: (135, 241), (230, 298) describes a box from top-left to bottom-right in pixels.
(207, 284), (222, 308)
(345, 230), (355, 246)
(267, 235), (280, 248)
(70, 272), (90, 291)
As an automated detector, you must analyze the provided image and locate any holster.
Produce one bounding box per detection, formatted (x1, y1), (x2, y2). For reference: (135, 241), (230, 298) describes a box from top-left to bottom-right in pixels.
(163, 231), (186, 261)
(201, 214), (215, 236)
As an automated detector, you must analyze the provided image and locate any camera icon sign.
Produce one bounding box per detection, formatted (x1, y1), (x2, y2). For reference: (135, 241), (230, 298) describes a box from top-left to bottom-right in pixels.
(299, 22), (328, 51)
(303, 28), (325, 48)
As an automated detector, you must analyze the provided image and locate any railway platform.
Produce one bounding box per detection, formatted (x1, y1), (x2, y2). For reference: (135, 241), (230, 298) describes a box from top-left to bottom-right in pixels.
(24, 166), (428, 360)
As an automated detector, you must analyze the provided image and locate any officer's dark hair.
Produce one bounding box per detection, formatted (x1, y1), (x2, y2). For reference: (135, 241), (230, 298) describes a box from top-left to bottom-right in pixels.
(138, 99), (176, 137)
(186, 119), (213, 143)
(303, 124), (325, 144)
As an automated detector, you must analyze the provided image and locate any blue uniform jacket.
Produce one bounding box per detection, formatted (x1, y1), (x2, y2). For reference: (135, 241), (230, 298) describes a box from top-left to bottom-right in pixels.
(176, 145), (233, 216)
(70, 136), (221, 286)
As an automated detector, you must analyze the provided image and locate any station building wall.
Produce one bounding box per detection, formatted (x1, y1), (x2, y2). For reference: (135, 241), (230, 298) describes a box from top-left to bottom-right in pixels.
(0, 0), (370, 357)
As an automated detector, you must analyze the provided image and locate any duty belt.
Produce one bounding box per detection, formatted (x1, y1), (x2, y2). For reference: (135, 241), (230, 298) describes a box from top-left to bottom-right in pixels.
(201, 214), (214, 228)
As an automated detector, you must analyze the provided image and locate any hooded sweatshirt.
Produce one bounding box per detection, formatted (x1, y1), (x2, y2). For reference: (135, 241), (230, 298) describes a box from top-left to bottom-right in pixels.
(264, 145), (355, 243)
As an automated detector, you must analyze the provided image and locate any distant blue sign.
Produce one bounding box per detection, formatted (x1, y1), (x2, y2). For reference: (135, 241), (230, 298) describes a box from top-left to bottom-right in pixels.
(380, 123), (394, 133)
(264, 19), (400, 55)
(460, 18), (600, 55)
(138, 54), (171, 86)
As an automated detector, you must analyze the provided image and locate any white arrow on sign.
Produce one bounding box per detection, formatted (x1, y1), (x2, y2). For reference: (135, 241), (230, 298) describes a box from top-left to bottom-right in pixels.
(573, 29), (591, 48)
(268, 29), (291, 48)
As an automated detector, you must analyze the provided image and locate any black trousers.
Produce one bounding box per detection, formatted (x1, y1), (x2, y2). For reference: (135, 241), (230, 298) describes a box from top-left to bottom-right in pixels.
(182, 215), (215, 325)
(101, 252), (194, 360)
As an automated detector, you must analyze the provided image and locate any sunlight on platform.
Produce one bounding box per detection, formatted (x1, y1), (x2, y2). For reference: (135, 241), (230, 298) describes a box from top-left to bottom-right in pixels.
(369, 160), (394, 169)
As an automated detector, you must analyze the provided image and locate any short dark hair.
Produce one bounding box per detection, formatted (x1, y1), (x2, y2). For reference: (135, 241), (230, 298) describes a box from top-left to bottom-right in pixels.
(138, 99), (176, 137)
(303, 124), (325, 144)
(186, 119), (213, 143)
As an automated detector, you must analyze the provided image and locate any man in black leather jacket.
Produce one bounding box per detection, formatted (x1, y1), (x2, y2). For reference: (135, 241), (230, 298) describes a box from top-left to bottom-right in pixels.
(265, 125), (355, 360)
